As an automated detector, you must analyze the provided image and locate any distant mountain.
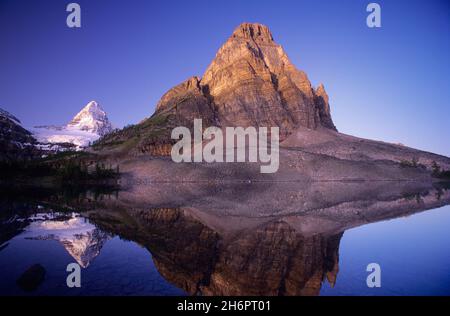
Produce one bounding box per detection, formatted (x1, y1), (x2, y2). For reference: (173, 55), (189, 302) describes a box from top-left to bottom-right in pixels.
(0, 107), (38, 161)
(67, 101), (113, 136)
(32, 101), (113, 149)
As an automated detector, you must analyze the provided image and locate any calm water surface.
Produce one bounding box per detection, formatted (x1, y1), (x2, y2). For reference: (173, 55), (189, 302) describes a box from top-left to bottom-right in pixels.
(0, 184), (449, 296)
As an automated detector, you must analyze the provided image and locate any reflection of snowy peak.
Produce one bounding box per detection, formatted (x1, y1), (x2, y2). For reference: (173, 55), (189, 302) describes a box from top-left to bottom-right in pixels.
(67, 101), (112, 136)
(32, 101), (113, 150)
(60, 228), (109, 268)
(23, 214), (110, 268)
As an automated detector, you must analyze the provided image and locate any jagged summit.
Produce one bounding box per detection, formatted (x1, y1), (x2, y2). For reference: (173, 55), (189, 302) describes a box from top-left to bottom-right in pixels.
(231, 22), (274, 43)
(68, 101), (112, 136)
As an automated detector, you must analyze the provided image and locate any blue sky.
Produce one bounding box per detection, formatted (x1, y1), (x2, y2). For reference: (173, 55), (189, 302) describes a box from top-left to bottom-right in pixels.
(0, 0), (449, 156)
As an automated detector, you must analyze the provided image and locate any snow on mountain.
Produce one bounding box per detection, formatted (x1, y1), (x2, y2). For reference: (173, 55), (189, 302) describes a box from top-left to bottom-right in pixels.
(67, 101), (113, 136)
(31, 125), (100, 149)
(22, 212), (110, 268)
(32, 101), (113, 150)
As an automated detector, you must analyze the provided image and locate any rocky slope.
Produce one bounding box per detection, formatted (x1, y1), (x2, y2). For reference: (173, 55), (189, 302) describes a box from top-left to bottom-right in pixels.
(1, 101), (113, 160)
(0, 108), (39, 161)
(92, 22), (450, 181)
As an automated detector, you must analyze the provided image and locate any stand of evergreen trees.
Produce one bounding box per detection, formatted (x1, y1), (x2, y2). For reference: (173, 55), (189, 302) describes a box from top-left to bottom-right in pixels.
(0, 159), (120, 182)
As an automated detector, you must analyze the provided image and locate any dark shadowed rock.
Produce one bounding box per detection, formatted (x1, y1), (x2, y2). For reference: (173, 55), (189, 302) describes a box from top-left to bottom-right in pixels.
(0, 108), (38, 161)
(16, 264), (46, 292)
(314, 84), (336, 130)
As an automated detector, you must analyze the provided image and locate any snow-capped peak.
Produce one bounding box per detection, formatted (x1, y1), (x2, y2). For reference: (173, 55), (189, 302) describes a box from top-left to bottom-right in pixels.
(67, 101), (113, 136)
(31, 100), (113, 151)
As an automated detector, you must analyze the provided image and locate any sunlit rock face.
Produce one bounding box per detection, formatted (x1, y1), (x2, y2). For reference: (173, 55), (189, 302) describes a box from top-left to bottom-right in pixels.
(22, 213), (110, 268)
(155, 23), (336, 140)
(201, 23), (336, 138)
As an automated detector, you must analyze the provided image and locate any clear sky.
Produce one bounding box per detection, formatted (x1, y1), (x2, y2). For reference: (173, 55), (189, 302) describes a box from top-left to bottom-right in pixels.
(0, 0), (449, 156)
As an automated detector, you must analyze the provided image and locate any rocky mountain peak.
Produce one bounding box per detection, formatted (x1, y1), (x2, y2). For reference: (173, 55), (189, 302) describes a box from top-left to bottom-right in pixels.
(71, 101), (104, 121)
(83, 100), (101, 112)
(67, 101), (113, 136)
(96, 23), (338, 154)
(231, 22), (274, 43)
(199, 22), (337, 137)
(315, 84), (328, 102)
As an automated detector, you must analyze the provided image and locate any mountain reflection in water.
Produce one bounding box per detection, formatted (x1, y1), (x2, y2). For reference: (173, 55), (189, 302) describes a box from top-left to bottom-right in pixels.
(22, 213), (110, 268)
(0, 181), (449, 295)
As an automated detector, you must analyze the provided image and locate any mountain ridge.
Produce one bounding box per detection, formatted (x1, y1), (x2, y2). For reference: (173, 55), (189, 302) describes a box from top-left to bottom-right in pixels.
(153, 22), (336, 136)
(0, 107), (38, 161)
(92, 22), (450, 182)
(95, 22), (338, 156)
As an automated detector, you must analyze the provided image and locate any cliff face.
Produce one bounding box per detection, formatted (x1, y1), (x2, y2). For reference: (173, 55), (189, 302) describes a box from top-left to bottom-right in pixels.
(155, 76), (216, 127)
(96, 23), (336, 155)
(202, 23), (335, 137)
(155, 23), (336, 139)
